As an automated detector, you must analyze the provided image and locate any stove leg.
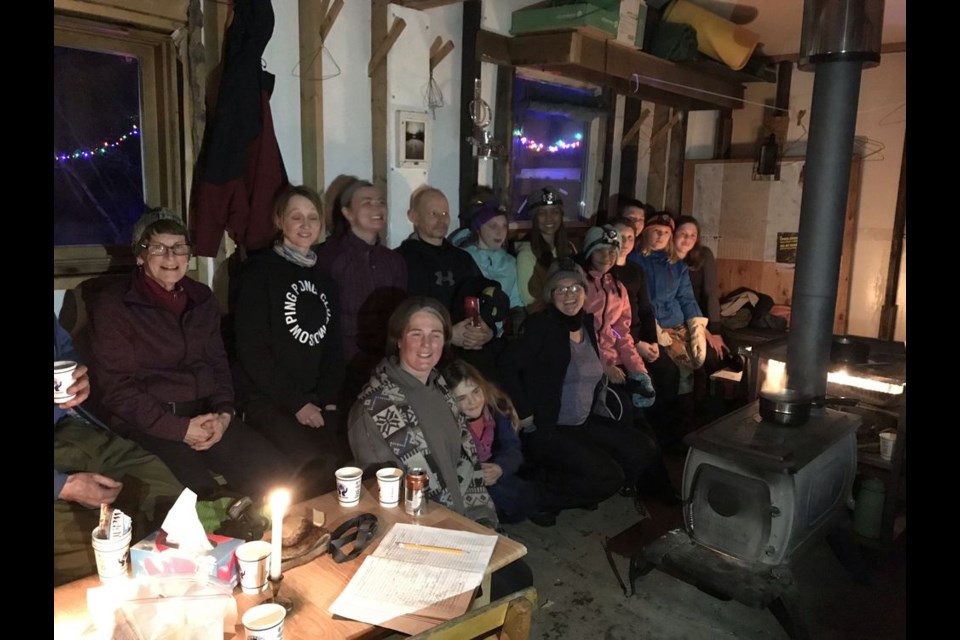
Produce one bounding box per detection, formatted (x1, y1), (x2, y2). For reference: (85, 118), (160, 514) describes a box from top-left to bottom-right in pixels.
(769, 586), (811, 640)
(628, 556), (655, 596)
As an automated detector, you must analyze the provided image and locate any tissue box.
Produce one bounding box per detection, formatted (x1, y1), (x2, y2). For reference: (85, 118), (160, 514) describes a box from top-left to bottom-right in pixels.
(130, 531), (243, 589)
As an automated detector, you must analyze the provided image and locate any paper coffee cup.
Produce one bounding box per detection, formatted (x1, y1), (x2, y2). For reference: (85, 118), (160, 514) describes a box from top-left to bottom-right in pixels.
(335, 466), (363, 507)
(376, 467), (403, 508)
(235, 540), (271, 595)
(54, 360), (78, 403)
(879, 431), (897, 461)
(241, 602), (286, 640)
(91, 527), (131, 583)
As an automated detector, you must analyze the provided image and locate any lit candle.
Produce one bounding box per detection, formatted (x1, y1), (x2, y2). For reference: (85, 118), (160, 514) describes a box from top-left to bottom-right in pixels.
(269, 489), (290, 580)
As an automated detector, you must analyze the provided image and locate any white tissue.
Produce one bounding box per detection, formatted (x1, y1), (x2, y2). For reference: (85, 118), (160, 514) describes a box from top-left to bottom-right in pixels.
(160, 489), (214, 554)
(87, 577), (237, 640)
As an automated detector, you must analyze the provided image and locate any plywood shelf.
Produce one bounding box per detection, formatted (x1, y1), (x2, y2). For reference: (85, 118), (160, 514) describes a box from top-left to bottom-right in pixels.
(477, 28), (747, 111)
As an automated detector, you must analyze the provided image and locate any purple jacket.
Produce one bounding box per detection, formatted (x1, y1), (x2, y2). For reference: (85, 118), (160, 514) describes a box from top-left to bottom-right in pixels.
(315, 231), (407, 362)
(90, 272), (235, 442)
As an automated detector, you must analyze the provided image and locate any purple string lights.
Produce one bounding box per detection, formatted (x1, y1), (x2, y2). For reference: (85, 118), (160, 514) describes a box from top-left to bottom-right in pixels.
(513, 130), (582, 154)
(54, 124), (140, 163)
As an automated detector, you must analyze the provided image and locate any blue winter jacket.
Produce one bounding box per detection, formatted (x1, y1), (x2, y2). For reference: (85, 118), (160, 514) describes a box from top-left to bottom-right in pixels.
(628, 251), (703, 328)
(463, 245), (524, 310)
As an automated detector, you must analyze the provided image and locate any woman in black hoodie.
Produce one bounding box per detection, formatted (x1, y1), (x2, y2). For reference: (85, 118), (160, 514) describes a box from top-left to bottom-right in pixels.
(234, 185), (346, 498)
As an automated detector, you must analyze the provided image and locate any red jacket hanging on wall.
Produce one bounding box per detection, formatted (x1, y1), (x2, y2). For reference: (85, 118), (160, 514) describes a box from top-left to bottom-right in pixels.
(190, 0), (288, 257)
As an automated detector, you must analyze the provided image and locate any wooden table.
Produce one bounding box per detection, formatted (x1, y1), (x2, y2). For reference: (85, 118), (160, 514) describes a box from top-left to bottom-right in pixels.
(54, 480), (527, 639)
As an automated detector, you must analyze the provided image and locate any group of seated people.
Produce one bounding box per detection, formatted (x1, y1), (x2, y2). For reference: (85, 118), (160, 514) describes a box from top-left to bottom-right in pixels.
(53, 177), (731, 585)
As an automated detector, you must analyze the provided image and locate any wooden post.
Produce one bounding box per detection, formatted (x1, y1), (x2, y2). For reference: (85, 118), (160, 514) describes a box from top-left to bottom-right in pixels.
(491, 66), (514, 210)
(371, 0), (389, 198)
(665, 108), (687, 214)
(618, 96), (643, 198)
(299, 0), (325, 194)
(714, 108), (732, 159)
(458, 0), (482, 206)
(598, 89), (618, 224)
(646, 103), (670, 210)
(879, 134), (906, 341)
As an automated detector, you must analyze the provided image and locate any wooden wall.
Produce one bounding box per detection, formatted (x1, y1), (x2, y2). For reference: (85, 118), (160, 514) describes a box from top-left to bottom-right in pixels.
(682, 156), (861, 334)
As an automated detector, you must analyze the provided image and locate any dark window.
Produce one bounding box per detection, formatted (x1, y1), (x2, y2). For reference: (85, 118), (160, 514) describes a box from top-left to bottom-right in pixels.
(54, 46), (145, 247)
(510, 75), (606, 223)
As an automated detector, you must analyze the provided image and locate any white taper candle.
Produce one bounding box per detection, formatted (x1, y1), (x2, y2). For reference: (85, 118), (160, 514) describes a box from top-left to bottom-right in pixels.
(268, 489), (290, 580)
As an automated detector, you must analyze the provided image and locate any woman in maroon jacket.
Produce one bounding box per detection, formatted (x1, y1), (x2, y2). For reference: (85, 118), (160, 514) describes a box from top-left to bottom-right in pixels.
(89, 209), (290, 500)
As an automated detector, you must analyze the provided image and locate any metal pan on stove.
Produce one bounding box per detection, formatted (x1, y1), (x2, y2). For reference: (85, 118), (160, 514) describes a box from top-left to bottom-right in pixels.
(758, 390), (858, 426)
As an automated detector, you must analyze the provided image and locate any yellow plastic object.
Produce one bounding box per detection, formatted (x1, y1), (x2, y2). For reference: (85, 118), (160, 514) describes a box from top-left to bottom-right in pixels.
(662, 0), (761, 70)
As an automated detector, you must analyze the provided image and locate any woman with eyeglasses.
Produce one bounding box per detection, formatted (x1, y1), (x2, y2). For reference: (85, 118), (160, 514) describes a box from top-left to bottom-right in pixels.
(89, 209), (290, 501)
(316, 176), (408, 405)
(499, 260), (668, 526)
(233, 186), (347, 499)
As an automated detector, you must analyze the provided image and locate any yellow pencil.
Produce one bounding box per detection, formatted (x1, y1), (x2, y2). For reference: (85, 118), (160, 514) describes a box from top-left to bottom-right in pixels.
(398, 542), (465, 555)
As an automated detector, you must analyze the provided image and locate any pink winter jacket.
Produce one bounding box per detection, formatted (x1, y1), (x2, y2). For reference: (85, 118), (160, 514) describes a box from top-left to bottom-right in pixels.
(583, 270), (647, 375)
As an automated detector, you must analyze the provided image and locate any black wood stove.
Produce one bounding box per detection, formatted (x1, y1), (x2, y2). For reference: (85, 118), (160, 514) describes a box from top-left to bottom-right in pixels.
(637, 2), (889, 637)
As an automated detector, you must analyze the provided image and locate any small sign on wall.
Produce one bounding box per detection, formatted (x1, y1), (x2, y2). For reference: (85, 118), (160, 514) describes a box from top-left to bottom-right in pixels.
(776, 232), (798, 264)
(396, 110), (430, 169)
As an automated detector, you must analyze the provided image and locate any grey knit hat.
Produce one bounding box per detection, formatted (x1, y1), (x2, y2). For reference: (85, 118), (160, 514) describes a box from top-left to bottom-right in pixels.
(131, 208), (186, 252)
(581, 224), (621, 260)
(542, 257), (587, 302)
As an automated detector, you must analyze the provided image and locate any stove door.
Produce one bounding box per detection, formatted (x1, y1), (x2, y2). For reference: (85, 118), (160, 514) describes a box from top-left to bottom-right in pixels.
(687, 463), (772, 562)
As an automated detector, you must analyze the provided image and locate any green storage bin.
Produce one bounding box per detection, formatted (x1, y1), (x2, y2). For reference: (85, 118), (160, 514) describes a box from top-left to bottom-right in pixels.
(510, 2), (620, 37)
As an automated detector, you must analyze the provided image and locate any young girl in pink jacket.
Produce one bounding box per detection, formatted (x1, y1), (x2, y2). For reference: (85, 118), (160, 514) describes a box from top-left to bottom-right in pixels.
(579, 225), (655, 409)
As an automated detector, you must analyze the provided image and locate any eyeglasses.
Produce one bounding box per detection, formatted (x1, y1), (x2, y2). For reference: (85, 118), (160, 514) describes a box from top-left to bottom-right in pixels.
(142, 242), (192, 257)
(553, 284), (584, 296)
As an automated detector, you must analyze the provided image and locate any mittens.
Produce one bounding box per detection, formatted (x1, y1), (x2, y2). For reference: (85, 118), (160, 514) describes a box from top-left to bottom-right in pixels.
(656, 321), (673, 347)
(687, 317), (709, 369)
(628, 371), (656, 408)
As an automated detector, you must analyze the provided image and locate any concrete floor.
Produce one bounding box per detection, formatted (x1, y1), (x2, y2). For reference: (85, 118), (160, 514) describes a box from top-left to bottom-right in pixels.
(499, 451), (906, 640)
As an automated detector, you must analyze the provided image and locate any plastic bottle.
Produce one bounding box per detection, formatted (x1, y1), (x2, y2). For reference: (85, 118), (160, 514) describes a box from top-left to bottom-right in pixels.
(852, 476), (885, 539)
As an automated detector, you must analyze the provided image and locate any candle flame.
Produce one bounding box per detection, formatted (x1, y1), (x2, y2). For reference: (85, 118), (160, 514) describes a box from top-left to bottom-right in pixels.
(761, 359), (788, 394)
(269, 488), (290, 516)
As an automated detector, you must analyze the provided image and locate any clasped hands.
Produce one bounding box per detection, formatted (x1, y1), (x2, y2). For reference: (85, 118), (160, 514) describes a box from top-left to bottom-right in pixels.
(184, 412), (231, 451)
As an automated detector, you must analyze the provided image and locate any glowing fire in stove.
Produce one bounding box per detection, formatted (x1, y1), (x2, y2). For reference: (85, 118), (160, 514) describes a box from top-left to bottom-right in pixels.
(765, 359), (904, 396)
(827, 369), (904, 395)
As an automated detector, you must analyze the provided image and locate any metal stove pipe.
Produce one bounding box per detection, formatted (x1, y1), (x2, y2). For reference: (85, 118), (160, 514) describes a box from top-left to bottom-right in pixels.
(786, 0), (883, 399)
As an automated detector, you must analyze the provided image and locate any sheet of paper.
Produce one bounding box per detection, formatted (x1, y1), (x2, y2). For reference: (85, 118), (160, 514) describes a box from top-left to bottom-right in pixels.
(375, 523), (497, 574)
(329, 523), (498, 632)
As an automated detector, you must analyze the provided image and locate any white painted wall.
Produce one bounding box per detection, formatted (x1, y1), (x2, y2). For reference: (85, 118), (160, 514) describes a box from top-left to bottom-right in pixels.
(684, 53), (906, 342)
(383, 2), (464, 247)
(322, 0), (374, 183)
(263, 0), (304, 185)
(320, 1), (464, 248)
